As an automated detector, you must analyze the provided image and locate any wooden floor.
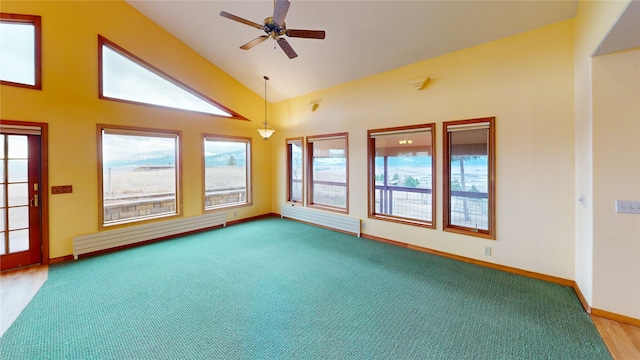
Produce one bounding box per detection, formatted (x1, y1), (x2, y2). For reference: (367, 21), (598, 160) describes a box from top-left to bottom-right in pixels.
(1, 265), (48, 337)
(1, 266), (639, 359)
(592, 315), (640, 359)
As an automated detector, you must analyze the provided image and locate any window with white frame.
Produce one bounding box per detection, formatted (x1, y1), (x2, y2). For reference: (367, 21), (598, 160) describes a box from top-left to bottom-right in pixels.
(306, 133), (348, 212)
(443, 117), (495, 239)
(368, 124), (435, 227)
(203, 135), (251, 210)
(99, 126), (180, 226)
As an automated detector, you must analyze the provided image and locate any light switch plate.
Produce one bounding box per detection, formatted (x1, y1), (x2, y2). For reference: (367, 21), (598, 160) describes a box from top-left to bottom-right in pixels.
(615, 200), (640, 214)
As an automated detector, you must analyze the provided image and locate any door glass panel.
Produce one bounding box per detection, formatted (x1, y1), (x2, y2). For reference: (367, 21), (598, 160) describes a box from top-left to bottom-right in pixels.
(0, 232), (5, 255)
(9, 229), (29, 253)
(0, 209), (4, 231)
(7, 159), (27, 183)
(8, 183), (28, 206)
(8, 206), (28, 230)
(0, 186), (4, 207)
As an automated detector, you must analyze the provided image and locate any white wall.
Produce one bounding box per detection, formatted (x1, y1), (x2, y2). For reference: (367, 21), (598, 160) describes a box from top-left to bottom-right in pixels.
(272, 20), (577, 280)
(573, 0), (635, 317)
(592, 48), (640, 318)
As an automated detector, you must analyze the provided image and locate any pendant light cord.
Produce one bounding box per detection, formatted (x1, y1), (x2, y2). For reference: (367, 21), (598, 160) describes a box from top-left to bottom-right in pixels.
(264, 75), (269, 128)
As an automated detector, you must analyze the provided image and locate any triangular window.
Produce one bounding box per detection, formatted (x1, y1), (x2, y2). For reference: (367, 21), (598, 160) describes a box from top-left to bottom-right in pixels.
(99, 36), (244, 119)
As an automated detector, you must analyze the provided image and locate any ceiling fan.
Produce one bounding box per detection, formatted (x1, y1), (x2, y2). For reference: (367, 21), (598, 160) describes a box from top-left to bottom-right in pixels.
(220, 0), (325, 59)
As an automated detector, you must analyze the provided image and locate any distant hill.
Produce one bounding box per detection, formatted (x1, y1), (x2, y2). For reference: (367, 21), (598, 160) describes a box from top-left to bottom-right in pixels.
(104, 151), (175, 168)
(205, 150), (246, 167)
(104, 150), (245, 168)
(105, 151), (481, 169)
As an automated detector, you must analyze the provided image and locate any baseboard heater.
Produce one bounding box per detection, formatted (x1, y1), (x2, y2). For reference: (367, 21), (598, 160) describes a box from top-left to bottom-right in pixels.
(280, 204), (361, 237)
(72, 212), (226, 259)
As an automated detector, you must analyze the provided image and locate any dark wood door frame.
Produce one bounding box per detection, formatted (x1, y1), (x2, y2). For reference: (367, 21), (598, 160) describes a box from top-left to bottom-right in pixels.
(1, 120), (49, 268)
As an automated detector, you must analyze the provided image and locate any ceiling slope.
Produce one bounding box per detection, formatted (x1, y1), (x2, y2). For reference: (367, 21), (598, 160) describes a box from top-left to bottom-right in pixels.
(126, 0), (578, 101)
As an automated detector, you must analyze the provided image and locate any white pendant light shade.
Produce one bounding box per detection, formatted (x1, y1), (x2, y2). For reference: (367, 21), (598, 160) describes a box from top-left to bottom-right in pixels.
(257, 125), (275, 139)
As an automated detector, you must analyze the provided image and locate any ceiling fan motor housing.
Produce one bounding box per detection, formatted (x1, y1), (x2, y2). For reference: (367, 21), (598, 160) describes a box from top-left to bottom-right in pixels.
(263, 17), (287, 38)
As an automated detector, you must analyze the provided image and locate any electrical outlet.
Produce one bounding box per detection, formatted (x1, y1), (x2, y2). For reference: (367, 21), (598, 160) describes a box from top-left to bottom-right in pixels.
(483, 246), (491, 256)
(233, 211), (238, 217)
(615, 200), (640, 214)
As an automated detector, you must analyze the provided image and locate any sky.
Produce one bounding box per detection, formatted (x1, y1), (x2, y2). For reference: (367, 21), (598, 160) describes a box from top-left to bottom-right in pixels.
(102, 134), (176, 163)
(0, 22), (35, 85)
(102, 45), (231, 117)
(102, 133), (245, 163)
(204, 139), (245, 157)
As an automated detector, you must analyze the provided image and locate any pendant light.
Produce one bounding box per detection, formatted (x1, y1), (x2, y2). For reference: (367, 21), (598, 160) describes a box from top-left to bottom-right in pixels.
(257, 75), (275, 140)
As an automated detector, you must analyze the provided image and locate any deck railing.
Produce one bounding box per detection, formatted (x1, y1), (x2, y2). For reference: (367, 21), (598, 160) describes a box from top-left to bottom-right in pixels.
(374, 185), (432, 221)
(310, 180), (347, 207)
(293, 180), (487, 227)
(449, 190), (488, 230)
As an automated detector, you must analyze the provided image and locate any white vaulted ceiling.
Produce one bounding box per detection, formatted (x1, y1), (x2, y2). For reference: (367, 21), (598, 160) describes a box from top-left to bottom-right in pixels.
(126, 0), (580, 102)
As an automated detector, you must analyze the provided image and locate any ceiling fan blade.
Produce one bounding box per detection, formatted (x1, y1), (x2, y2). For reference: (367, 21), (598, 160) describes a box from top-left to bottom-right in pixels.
(277, 38), (298, 59)
(220, 11), (264, 29)
(286, 29), (326, 39)
(240, 35), (269, 50)
(273, 0), (291, 25)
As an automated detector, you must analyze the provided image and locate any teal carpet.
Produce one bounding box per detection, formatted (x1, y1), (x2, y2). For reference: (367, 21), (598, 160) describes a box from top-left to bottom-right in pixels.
(1, 218), (610, 359)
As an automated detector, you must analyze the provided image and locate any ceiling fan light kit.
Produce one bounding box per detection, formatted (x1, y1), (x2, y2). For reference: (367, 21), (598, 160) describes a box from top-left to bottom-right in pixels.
(220, 0), (326, 59)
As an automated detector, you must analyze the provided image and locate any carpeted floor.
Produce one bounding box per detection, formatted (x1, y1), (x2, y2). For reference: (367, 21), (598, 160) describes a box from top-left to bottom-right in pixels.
(0, 218), (611, 359)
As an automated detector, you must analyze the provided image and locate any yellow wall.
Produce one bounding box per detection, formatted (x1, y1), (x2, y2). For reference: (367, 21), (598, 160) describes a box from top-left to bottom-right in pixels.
(271, 20), (577, 280)
(1, 1), (272, 258)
